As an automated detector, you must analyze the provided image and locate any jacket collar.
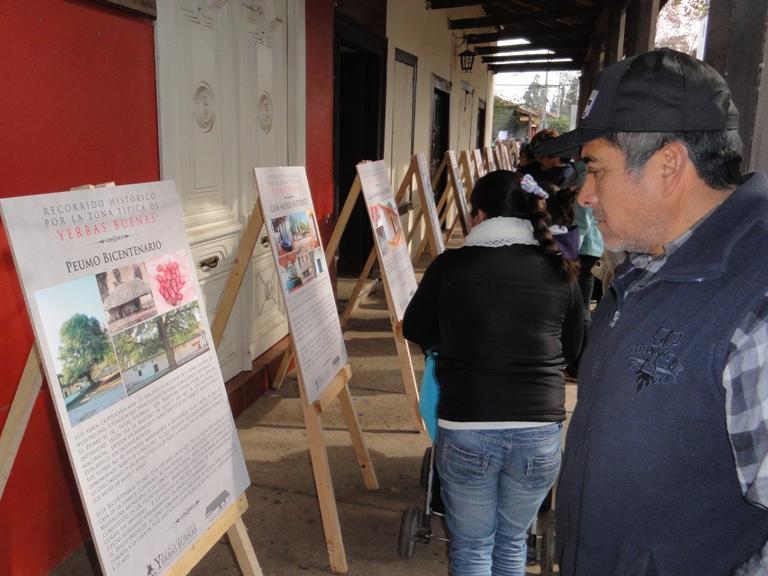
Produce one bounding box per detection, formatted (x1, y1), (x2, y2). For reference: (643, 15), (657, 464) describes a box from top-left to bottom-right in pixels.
(656, 172), (768, 281)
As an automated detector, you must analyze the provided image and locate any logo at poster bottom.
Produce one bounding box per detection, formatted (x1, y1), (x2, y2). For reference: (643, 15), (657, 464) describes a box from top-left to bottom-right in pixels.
(147, 524), (198, 574)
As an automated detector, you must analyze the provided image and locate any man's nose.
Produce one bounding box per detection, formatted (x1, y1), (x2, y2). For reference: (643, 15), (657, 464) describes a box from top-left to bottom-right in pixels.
(577, 175), (596, 207)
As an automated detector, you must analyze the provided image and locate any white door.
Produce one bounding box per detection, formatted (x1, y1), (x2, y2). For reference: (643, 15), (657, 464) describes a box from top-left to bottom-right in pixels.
(156, 0), (305, 381)
(389, 50), (416, 203)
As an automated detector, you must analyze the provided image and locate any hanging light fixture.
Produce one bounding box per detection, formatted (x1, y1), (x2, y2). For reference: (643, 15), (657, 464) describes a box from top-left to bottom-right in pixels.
(455, 35), (476, 73)
(459, 46), (476, 73)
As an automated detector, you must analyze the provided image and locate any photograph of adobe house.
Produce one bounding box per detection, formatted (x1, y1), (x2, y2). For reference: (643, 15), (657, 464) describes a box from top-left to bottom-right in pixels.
(97, 262), (158, 334)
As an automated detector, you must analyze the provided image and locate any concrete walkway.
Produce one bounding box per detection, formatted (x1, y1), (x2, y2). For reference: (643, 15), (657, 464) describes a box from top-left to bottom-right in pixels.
(55, 271), (576, 576)
(189, 272), (576, 576)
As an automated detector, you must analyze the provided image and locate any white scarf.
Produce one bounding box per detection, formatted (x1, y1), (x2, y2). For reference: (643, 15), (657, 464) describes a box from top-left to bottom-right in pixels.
(463, 216), (538, 248)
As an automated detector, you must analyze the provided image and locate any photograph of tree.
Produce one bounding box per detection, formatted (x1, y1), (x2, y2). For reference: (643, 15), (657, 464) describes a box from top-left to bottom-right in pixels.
(35, 276), (126, 426)
(112, 300), (209, 395)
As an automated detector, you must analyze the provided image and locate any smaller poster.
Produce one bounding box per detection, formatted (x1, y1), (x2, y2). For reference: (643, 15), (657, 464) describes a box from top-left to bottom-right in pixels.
(412, 153), (446, 255)
(446, 150), (471, 235)
(254, 167), (348, 404)
(356, 161), (418, 320)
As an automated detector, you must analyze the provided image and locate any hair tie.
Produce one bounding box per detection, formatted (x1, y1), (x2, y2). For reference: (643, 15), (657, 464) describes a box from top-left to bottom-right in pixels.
(521, 174), (549, 199)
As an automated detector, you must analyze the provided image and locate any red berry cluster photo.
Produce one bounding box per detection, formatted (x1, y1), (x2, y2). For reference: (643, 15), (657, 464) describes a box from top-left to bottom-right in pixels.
(156, 260), (186, 306)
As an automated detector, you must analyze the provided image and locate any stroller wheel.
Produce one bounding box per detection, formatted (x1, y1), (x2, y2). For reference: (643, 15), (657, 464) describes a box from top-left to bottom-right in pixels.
(398, 506), (422, 559)
(420, 447), (432, 489)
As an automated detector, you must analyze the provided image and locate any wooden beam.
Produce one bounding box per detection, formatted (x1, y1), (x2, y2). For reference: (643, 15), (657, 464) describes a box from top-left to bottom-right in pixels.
(449, 8), (588, 29)
(427, 0), (481, 8)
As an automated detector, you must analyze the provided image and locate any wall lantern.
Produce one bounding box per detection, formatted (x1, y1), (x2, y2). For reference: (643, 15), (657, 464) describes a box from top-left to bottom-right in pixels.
(459, 47), (476, 73)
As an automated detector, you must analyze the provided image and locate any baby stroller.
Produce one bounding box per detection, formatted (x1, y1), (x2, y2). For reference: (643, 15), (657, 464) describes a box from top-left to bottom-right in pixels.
(397, 350), (556, 573)
(397, 445), (447, 559)
(397, 445), (556, 575)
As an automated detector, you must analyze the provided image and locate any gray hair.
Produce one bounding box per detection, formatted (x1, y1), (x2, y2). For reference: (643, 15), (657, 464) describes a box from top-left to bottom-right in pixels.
(603, 130), (743, 190)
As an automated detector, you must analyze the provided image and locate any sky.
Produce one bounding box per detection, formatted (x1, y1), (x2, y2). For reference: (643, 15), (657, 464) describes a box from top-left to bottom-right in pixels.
(493, 1), (708, 104)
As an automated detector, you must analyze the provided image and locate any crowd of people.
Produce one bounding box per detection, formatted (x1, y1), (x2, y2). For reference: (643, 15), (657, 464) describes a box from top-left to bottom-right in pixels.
(403, 48), (768, 576)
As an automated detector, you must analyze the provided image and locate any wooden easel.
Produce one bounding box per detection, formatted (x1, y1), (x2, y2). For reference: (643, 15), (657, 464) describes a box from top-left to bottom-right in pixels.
(214, 194), (378, 573)
(338, 154), (446, 329)
(483, 146), (497, 172)
(473, 148), (487, 180)
(266, 172), (424, 432)
(438, 150), (473, 245)
(460, 149), (477, 193)
(1, 184), (263, 576)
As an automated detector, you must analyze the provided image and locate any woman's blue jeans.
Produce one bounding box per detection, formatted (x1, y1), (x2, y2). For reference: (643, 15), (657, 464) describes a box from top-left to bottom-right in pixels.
(436, 423), (562, 576)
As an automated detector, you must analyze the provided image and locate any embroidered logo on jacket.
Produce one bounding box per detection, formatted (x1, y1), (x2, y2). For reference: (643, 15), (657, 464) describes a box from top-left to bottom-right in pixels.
(628, 327), (684, 391)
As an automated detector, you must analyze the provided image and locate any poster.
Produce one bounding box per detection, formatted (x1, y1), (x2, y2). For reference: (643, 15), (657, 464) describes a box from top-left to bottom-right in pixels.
(446, 150), (471, 235)
(253, 167), (348, 404)
(412, 153), (446, 255)
(356, 161), (418, 321)
(0, 182), (250, 576)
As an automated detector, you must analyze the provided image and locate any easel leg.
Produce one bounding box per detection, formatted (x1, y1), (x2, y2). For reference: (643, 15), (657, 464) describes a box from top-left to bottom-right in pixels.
(1, 347), (44, 500)
(339, 248), (377, 329)
(227, 517), (264, 576)
(337, 384), (379, 490)
(393, 335), (424, 432)
(271, 347), (295, 391)
(302, 403), (348, 573)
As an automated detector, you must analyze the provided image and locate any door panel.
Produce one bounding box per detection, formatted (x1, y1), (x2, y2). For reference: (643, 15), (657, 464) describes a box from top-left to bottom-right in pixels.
(157, 0), (302, 377)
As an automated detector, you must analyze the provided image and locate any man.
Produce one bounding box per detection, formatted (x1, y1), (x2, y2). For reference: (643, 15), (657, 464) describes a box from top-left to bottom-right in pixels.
(528, 129), (575, 187)
(535, 48), (768, 575)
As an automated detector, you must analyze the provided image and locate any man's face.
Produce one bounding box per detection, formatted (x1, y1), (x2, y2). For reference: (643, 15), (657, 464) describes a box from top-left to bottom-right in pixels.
(578, 138), (667, 255)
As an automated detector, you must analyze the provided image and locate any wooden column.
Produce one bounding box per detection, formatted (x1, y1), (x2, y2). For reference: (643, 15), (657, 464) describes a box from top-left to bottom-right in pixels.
(626, 0), (660, 55)
(606, 4), (627, 65)
(705, 0), (768, 171)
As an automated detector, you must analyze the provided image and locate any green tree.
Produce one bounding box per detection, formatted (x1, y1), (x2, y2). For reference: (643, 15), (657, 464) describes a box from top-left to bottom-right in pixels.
(113, 303), (202, 371)
(59, 314), (111, 387)
(522, 75), (547, 113)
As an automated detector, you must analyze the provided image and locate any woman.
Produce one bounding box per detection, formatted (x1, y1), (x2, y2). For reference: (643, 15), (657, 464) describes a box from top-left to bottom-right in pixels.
(403, 170), (583, 576)
(540, 178), (580, 261)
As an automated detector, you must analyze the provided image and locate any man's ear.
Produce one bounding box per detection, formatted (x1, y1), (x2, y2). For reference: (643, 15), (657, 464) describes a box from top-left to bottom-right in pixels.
(657, 141), (688, 197)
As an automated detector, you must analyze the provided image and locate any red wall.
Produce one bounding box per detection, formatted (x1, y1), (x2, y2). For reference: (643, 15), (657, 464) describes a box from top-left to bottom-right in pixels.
(0, 2), (159, 574)
(305, 0), (335, 244)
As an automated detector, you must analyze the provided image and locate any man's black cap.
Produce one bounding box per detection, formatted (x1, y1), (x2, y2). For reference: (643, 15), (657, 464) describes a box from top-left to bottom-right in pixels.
(532, 48), (740, 157)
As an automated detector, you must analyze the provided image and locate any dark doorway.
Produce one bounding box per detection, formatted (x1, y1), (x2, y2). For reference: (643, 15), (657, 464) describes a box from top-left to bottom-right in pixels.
(430, 75), (451, 198)
(334, 15), (386, 275)
(477, 99), (487, 149)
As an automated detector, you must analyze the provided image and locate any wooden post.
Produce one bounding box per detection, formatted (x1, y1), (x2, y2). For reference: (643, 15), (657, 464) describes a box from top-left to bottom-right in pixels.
(0, 347), (43, 500)
(296, 362), (377, 574)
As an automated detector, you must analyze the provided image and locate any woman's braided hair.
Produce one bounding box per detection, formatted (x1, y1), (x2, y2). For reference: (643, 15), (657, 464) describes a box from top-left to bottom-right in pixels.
(471, 170), (579, 283)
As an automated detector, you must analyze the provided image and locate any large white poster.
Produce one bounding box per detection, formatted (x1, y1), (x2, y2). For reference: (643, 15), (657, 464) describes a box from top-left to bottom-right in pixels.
(412, 153), (446, 255)
(254, 167), (348, 403)
(0, 182), (250, 576)
(447, 150), (471, 235)
(356, 161), (418, 320)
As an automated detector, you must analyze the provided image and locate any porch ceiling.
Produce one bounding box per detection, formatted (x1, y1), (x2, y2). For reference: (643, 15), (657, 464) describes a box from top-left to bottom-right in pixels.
(427, 0), (612, 74)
